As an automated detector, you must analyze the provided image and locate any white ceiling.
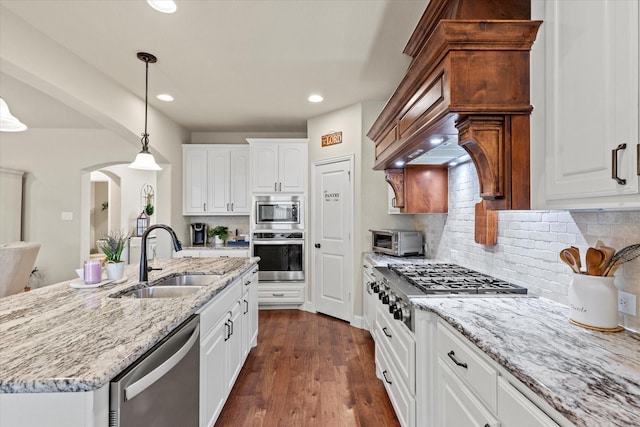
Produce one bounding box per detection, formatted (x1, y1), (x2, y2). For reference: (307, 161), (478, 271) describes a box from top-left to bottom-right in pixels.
(0, 0), (427, 133)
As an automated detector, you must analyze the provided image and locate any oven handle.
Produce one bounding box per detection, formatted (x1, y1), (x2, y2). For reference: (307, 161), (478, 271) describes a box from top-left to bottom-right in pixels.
(252, 240), (304, 245)
(124, 324), (200, 401)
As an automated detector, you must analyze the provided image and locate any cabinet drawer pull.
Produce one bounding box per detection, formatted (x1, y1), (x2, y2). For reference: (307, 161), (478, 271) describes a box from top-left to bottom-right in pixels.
(244, 299), (249, 314)
(224, 321), (231, 341)
(279, 182), (282, 192)
(274, 182), (278, 191)
(273, 293), (285, 297)
(447, 350), (468, 369)
(382, 370), (392, 385)
(203, 203), (207, 211)
(612, 143), (627, 185)
(231, 203), (234, 211)
(227, 203), (230, 211)
(637, 144), (639, 176)
(382, 327), (392, 338)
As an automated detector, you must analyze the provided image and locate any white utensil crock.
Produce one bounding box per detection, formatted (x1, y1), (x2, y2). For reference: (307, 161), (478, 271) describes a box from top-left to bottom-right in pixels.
(568, 273), (619, 329)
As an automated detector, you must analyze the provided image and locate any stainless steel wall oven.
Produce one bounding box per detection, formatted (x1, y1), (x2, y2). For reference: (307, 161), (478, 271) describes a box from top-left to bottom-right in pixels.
(252, 231), (304, 281)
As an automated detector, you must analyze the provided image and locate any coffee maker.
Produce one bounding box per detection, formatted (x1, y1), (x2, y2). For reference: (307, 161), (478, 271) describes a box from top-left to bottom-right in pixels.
(190, 223), (207, 246)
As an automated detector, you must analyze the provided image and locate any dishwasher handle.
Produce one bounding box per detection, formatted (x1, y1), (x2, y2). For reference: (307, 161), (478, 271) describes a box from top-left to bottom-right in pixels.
(125, 324), (200, 401)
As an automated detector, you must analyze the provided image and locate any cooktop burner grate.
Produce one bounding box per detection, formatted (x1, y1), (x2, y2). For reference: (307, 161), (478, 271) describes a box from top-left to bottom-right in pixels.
(388, 263), (527, 295)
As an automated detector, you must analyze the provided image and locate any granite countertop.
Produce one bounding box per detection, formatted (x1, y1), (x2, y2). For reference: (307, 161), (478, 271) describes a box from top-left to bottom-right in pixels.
(0, 257), (259, 393)
(412, 297), (640, 427)
(363, 252), (436, 266)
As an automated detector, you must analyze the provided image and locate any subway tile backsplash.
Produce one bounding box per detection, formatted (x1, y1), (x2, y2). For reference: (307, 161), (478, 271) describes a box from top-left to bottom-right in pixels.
(413, 161), (640, 331)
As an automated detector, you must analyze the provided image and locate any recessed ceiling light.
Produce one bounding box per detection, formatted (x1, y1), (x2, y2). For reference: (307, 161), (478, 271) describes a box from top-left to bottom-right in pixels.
(395, 160), (405, 167)
(147, 0), (177, 14)
(308, 94), (324, 103)
(430, 137), (444, 145)
(157, 94), (174, 102)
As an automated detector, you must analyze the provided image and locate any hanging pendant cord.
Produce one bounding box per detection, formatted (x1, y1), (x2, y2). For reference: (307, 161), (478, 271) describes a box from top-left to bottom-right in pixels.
(141, 57), (150, 151)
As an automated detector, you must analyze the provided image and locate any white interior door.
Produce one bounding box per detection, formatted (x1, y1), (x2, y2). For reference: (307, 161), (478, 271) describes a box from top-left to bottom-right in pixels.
(312, 156), (353, 322)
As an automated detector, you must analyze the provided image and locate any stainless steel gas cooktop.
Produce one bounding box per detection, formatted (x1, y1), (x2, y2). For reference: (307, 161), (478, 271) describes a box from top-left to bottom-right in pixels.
(372, 263), (527, 331)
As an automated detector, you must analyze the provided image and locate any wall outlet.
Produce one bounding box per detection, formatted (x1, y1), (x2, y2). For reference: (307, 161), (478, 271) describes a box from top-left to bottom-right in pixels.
(61, 211), (73, 221)
(618, 291), (637, 316)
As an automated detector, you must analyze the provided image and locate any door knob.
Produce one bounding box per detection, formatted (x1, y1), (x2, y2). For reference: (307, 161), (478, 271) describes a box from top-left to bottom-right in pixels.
(314, 243), (321, 248)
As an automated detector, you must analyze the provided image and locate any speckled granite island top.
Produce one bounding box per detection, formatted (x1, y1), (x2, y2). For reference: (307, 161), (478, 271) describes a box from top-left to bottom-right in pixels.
(0, 257), (259, 394)
(412, 297), (640, 427)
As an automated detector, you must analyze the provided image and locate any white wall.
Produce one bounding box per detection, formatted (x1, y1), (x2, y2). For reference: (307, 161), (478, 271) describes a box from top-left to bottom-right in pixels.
(0, 10), (189, 284)
(415, 161), (640, 331)
(307, 101), (414, 318)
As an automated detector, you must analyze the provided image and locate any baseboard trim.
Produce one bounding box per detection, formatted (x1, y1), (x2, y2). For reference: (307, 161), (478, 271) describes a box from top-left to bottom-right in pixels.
(351, 315), (366, 330)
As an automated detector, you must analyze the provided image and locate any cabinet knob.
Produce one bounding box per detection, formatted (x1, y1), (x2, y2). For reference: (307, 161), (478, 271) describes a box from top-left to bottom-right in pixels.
(314, 243), (321, 248)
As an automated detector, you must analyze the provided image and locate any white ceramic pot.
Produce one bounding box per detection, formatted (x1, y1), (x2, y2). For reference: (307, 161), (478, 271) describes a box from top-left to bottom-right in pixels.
(214, 236), (223, 247)
(106, 261), (125, 281)
(568, 273), (619, 329)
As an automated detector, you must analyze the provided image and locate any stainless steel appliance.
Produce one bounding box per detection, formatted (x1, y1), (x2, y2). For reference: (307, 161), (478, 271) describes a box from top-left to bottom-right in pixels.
(253, 195), (303, 230)
(190, 223), (207, 246)
(373, 263), (527, 331)
(371, 229), (423, 257)
(252, 231), (304, 281)
(109, 315), (199, 427)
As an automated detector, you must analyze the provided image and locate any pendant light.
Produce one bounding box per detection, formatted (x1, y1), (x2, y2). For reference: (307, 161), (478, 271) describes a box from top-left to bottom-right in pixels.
(0, 97), (27, 132)
(129, 52), (162, 171)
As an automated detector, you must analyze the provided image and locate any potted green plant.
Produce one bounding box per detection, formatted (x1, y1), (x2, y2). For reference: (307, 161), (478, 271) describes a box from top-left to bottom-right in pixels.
(100, 230), (130, 280)
(208, 226), (228, 247)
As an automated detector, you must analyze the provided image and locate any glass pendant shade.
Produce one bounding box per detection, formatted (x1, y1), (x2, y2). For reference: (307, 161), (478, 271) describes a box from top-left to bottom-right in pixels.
(129, 151), (162, 170)
(0, 98), (27, 132)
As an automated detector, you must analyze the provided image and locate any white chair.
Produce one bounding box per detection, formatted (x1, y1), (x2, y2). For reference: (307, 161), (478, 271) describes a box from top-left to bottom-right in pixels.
(0, 242), (41, 297)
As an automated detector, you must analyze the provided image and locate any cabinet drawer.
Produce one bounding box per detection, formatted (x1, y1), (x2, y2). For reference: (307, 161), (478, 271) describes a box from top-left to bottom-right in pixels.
(258, 284), (304, 304)
(375, 302), (415, 393)
(376, 341), (415, 427)
(198, 279), (242, 338)
(497, 377), (559, 427)
(437, 321), (497, 411)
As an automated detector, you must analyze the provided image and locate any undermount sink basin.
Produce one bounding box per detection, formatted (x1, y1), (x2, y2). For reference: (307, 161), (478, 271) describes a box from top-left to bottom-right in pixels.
(130, 286), (204, 299)
(151, 273), (223, 287)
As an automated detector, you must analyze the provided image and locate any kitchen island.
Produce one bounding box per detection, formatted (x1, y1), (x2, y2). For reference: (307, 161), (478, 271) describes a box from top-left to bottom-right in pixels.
(0, 257), (259, 426)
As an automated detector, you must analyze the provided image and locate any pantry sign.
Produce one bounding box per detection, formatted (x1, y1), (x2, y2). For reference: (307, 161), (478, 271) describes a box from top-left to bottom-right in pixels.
(321, 131), (342, 147)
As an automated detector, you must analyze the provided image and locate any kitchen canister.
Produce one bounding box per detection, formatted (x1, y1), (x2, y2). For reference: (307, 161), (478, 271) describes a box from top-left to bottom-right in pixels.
(83, 259), (103, 284)
(568, 273), (622, 331)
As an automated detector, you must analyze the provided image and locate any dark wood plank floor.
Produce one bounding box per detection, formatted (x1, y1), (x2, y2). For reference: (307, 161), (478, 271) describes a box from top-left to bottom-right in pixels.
(214, 310), (400, 427)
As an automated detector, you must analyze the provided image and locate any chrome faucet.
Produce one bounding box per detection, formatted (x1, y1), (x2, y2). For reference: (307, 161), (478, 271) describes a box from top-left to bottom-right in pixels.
(139, 224), (182, 282)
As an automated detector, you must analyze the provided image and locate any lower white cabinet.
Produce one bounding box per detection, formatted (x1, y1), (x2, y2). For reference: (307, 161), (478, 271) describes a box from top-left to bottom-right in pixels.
(173, 248), (249, 258)
(373, 296), (416, 427)
(258, 282), (305, 306)
(362, 258), (377, 331)
(198, 267), (258, 427)
(413, 312), (565, 427)
(436, 358), (500, 427)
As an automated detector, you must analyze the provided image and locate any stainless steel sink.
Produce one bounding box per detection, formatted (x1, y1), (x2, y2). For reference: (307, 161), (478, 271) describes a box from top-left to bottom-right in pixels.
(130, 286), (204, 299)
(151, 274), (223, 287)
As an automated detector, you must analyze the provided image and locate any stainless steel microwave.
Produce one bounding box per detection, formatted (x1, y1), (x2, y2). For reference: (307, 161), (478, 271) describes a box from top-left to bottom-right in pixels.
(371, 229), (423, 256)
(253, 195), (303, 230)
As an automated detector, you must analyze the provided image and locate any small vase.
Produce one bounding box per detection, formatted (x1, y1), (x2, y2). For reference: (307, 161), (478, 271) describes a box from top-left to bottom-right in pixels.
(568, 273), (619, 329)
(106, 261), (125, 281)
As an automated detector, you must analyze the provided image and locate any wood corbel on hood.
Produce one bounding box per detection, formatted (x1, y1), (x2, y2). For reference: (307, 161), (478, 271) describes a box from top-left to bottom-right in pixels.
(367, 0), (541, 211)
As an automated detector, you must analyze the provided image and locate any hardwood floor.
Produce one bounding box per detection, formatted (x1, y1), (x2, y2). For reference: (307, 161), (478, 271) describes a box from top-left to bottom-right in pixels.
(214, 310), (400, 427)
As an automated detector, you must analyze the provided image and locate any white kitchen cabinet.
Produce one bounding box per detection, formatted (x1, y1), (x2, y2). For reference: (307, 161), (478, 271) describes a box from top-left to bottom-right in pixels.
(247, 138), (308, 193)
(241, 266), (259, 355)
(257, 282), (305, 306)
(198, 267), (258, 427)
(362, 259), (377, 331)
(436, 358), (500, 427)
(373, 298), (416, 427)
(173, 248), (249, 258)
(0, 385), (108, 427)
(531, 0), (640, 209)
(183, 144), (250, 215)
(414, 314), (566, 427)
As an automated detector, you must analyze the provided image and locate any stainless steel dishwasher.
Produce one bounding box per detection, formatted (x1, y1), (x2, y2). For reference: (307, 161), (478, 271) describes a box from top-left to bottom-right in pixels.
(109, 315), (200, 427)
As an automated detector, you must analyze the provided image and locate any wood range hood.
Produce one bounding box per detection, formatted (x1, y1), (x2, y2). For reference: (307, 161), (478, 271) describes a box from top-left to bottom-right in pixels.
(367, 0), (542, 213)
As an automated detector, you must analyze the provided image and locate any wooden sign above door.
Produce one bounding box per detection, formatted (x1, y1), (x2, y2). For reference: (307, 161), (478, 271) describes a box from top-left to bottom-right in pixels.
(321, 131), (342, 147)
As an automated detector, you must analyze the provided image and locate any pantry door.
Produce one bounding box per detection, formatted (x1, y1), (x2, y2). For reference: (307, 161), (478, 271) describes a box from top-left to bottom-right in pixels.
(312, 155), (354, 322)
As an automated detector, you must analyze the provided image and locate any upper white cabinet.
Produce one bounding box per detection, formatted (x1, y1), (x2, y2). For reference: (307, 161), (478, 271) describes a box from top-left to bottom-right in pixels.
(531, 0), (640, 209)
(247, 138), (308, 193)
(183, 144), (250, 215)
